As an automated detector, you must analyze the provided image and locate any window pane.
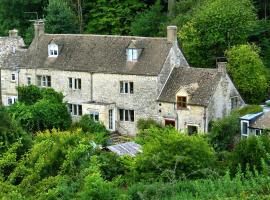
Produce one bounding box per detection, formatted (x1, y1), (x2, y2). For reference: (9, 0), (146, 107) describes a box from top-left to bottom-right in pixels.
(54, 50), (58, 55)
(242, 122), (248, 135)
(50, 50), (54, 55)
(78, 79), (81, 89)
(125, 82), (128, 93)
(73, 105), (78, 115)
(47, 76), (51, 87)
(132, 49), (138, 60)
(37, 76), (42, 86)
(68, 104), (72, 113)
(129, 82), (133, 94)
(42, 76), (46, 86)
(130, 110), (134, 122)
(69, 78), (73, 88)
(125, 110), (129, 121)
(120, 81), (124, 93)
(119, 109), (124, 121)
(95, 113), (99, 121)
(78, 105), (82, 116)
(75, 79), (78, 89)
(11, 74), (15, 81)
(127, 49), (132, 61)
(27, 77), (31, 85)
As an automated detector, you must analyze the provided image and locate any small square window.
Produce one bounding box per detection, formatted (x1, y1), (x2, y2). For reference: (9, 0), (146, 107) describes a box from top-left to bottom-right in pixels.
(27, 77), (31, 85)
(177, 96), (187, 109)
(11, 73), (16, 81)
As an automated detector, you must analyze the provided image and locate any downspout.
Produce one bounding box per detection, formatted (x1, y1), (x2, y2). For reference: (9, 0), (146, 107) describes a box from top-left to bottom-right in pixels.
(0, 68), (2, 105)
(203, 106), (207, 133)
(174, 102), (179, 130)
(90, 72), (93, 101)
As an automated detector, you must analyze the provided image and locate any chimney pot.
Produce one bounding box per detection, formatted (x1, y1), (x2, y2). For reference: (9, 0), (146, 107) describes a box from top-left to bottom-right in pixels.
(167, 26), (177, 43)
(9, 29), (18, 37)
(34, 20), (45, 39)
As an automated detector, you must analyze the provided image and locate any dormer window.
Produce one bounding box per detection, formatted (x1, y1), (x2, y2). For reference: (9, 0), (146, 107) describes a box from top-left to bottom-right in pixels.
(127, 48), (138, 61)
(48, 43), (58, 57)
(177, 96), (187, 109)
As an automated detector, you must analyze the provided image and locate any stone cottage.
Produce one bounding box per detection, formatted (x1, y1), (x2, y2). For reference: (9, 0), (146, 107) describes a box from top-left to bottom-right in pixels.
(0, 29), (26, 105)
(0, 20), (244, 135)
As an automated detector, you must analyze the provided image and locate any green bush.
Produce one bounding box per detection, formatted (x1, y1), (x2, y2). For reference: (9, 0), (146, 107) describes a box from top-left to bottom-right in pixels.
(134, 127), (216, 181)
(208, 113), (240, 151)
(230, 135), (270, 174)
(137, 118), (162, 131)
(71, 115), (109, 146)
(236, 105), (263, 116)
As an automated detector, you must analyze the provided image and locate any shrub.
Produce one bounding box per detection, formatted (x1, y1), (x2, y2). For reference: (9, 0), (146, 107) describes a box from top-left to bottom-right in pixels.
(134, 127), (216, 181)
(137, 118), (162, 131)
(71, 115), (109, 146)
(230, 135), (270, 174)
(208, 113), (240, 151)
(236, 105), (263, 116)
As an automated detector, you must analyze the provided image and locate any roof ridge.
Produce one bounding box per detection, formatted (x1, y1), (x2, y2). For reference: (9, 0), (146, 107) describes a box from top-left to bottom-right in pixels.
(44, 33), (167, 40)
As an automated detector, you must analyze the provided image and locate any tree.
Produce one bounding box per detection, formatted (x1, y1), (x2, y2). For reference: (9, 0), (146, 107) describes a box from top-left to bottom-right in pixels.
(134, 127), (216, 181)
(130, 0), (166, 37)
(179, 0), (257, 68)
(225, 44), (268, 104)
(9, 86), (71, 133)
(45, 0), (78, 34)
(85, 0), (146, 35)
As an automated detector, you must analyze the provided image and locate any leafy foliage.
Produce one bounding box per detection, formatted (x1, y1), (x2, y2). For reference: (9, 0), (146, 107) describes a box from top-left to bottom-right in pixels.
(236, 104), (263, 116)
(134, 127), (216, 181)
(179, 0), (257, 68)
(9, 86), (71, 133)
(45, 0), (78, 34)
(209, 113), (240, 151)
(230, 135), (270, 174)
(226, 44), (268, 104)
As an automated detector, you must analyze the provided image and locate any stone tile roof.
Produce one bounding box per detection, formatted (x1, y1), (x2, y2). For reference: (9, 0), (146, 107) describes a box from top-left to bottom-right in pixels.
(2, 48), (27, 69)
(22, 34), (174, 76)
(251, 111), (270, 130)
(158, 67), (222, 106)
(0, 37), (25, 68)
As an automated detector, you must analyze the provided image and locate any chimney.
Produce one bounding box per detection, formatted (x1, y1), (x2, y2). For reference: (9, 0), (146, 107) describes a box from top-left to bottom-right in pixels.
(167, 26), (177, 43)
(9, 29), (18, 37)
(34, 20), (45, 39)
(216, 57), (227, 74)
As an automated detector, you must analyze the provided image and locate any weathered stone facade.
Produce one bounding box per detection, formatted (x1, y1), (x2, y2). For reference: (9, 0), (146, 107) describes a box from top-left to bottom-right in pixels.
(0, 22), (245, 136)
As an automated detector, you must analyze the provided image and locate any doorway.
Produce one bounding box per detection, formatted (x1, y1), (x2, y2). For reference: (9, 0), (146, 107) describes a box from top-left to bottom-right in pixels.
(165, 119), (176, 127)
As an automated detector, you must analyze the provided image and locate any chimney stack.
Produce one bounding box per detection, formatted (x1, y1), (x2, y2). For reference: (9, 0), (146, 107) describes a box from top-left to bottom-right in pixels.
(9, 29), (18, 37)
(167, 26), (177, 43)
(34, 20), (45, 39)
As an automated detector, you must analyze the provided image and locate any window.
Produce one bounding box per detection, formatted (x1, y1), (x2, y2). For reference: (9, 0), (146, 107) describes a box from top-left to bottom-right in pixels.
(11, 73), (16, 81)
(255, 129), (261, 136)
(69, 78), (81, 90)
(7, 96), (17, 105)
(120, 81), (134, 94)
(37, 75), (51, 87)
(187, 125), (198, 135)
(177, 96), (187, 109)
(90, 112), (99, 122)
(127, 48), (138, 61)
(231, 97), (238, 110)
(241, 121), (249, 136)
(27, 76), (31, 85)
(68, 104), (82, 116)
(48, 43), (58, 57)
(119, 109), (134, 122)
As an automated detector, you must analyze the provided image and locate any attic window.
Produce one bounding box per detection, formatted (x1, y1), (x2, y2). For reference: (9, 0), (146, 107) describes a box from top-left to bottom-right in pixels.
(48, 43), (58, 57)
(127, 48), (138, 61)
(177, 96), (187, 109)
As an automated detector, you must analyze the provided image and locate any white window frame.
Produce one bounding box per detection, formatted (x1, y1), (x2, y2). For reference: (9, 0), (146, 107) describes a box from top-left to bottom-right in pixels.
(7, 96), (17, 106)
(241, 120), (249, 137)
(127, 48), (138, 61)
(27, 76), (31, 85)
(68, 104), (82, 116)
(120, 81), (134, 94)
(48, 43), (59, 57)
(37, 75), (51, 87)
(11, 73), (16, 81)
(68, 77), (82, 90)
(119, 109), (134, 122)
(90, 111), (99, 122)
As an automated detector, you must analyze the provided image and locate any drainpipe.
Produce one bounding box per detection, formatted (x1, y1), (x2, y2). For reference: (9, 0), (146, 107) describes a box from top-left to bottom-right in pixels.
(203, 106), (207, 132)
(0, 68), (2, 105)
(90, 72), (93, 101)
